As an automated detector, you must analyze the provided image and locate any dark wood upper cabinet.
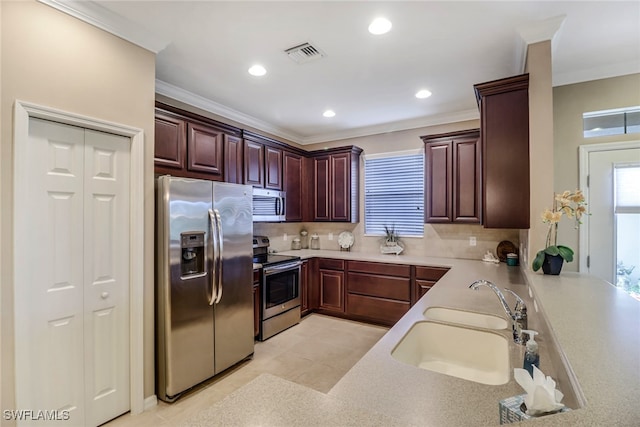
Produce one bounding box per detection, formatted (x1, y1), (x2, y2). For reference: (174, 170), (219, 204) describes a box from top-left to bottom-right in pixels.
(154, 112), (186, 170)
(264, 146), (283, 190)
(313, 155), (331, 221)
(243, 139), (264, 188)
(283, 151), (303, 221)
(154, 103), (242, 182)
(422, 129), (481, 223)
(242, 132), (290, 191)
(224, 135), (243, 184)
(474, 74), (530, 229)
(310, 146), (362, 223)
(187, 122), (223, 176)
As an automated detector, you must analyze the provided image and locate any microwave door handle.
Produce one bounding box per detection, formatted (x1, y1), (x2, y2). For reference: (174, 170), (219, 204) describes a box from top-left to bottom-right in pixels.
(208, 209), (218, 305)
(213, 209), (224, 304)
(280, 196), (285, 217)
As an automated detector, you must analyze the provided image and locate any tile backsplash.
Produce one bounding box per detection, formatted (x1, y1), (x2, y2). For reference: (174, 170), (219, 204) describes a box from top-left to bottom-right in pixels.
(253, 221), (520, 261)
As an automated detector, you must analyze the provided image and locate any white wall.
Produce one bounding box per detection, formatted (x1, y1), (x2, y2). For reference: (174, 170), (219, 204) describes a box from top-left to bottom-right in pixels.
(0, 0), (157, 412)
(553, 73), (640, 271)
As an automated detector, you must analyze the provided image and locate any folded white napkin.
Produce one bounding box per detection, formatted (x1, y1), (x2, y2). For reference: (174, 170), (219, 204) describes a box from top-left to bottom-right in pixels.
(513, 365), (565, 416)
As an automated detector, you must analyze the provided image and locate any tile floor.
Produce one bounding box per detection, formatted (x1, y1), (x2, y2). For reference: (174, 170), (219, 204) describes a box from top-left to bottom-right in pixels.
(104, 314), (388, 427)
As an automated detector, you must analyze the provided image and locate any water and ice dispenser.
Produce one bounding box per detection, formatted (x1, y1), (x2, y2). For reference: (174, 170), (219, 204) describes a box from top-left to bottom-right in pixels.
(180, 232), (205, 277)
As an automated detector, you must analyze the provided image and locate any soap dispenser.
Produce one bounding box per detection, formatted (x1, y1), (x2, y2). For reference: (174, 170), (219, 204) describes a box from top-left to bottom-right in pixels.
(522, 330), (540, 376)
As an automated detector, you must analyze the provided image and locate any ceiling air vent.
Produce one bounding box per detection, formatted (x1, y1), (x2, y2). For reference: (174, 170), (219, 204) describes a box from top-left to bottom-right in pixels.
(285, 42), (326, 64)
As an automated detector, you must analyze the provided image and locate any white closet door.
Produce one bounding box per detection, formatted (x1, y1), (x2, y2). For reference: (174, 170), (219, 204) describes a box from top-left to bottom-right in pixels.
(83, 129), (130, 426)
(15, 118), (130, 426)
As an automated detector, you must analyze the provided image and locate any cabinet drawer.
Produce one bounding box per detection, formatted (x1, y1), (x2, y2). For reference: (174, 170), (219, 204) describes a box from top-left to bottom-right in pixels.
(347, 272), (410, 301)
(318, 258), (345, 271)
(347, 293), (410, 325)
(415, 266), (449, 281)
(348, 260), (410, 277)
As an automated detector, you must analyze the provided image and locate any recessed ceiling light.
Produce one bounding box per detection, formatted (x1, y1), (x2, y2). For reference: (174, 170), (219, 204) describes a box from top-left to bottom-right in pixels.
(323, 110), (336, 118)
(415, 89), (432, 99)
(248, 64), (266, 76)
(368, 17), (392, 35)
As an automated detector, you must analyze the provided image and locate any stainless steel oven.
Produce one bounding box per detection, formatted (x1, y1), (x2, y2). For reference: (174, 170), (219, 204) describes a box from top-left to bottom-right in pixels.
(253, 236), (302, 341)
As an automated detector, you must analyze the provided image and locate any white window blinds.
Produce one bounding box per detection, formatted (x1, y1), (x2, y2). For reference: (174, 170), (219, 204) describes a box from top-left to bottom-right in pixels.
(615, 164), (640, 214)
(364, 152), (424, 236)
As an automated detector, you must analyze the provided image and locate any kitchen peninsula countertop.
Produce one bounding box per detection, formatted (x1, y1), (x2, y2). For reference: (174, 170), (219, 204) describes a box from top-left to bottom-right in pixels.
(188, 250), (640, 426)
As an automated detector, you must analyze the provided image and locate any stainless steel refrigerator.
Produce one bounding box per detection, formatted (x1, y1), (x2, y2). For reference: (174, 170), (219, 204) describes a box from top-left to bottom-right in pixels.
(156, 175), (254, 402)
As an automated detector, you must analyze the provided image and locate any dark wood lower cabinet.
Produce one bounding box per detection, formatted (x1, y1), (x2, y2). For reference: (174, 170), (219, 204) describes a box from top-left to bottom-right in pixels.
(346, 261), (411, 326)
(305, 258), (450, 327)
(347, 294), (410, 326)
(412, 266), (450, 305)
(318, 269), (345, 313)
(300, 260), (311, 317)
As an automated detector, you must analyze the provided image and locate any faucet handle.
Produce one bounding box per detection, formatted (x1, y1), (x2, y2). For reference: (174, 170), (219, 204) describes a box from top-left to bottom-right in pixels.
(503, 289), (527, 313)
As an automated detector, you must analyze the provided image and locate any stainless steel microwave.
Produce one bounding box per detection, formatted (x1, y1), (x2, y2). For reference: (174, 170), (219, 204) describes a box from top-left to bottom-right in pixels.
(252, 188), (286, 222)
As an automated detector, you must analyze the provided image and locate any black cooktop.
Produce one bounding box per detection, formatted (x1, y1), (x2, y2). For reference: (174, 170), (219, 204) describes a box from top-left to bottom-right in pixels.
(254, 253), (300, 267)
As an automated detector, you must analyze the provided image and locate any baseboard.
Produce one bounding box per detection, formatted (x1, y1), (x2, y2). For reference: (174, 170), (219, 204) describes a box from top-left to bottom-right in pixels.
(144, 395), (158, 411)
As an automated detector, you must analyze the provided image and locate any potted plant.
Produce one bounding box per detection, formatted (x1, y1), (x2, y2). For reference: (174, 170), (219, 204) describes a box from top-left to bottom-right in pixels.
(382, 224), (399, 245)
(380, 225), (403, 254)
(532, 190), (587, 275)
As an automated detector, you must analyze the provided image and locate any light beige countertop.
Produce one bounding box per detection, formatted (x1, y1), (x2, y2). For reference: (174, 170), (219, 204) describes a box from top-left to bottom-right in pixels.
(203, 250), (640, 426)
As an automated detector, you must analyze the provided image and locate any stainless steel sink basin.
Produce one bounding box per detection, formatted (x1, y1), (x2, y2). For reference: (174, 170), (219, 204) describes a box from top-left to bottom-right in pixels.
(424, 306), (509, 330)
(391, 321), (510, 385)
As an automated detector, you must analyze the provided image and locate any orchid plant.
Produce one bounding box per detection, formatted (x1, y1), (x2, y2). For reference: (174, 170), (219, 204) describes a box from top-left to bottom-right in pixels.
(532, 190), (587, 271)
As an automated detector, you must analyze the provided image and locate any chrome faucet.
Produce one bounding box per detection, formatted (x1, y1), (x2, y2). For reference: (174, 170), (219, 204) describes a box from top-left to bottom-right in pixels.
(469, 279), (528, 344)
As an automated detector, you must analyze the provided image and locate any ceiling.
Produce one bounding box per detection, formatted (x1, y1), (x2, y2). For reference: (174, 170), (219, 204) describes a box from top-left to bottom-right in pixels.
(49, 1), (640, 144)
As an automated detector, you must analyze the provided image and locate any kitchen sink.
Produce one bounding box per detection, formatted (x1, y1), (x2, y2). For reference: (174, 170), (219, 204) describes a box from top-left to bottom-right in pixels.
(424, 306), (509, 330)
(391, 321), (510, 385)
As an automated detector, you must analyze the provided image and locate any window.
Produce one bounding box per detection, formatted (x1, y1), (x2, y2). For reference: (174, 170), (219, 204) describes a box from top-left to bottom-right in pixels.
(583, 106), (640, 138)
(364, 150), (424, 237)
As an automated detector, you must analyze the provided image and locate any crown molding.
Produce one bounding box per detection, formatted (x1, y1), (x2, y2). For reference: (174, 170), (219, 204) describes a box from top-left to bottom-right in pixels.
(516, 15), (566, 73)
(37, 0), (170, 53)
(298, 109), (480, 145)
(156, 79), (480, 145)
(553, 61), (640, 87)
(155, 80), (305, 143)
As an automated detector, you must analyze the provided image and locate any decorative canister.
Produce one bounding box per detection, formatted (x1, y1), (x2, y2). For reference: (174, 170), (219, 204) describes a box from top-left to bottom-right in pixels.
(291, 237), (301, 250)
(300, 229), (309, 249)
(310, 233), (320, 250)
(506, 253), (519, 266)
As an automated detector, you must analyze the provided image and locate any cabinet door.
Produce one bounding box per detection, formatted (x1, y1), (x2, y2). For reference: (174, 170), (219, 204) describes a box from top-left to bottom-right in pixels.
(187, 123), (223, 177)
(414, 279), (435, 302)
(284, 152), (303, 221)
(331, 152), (351, 221)
(244, 140), (264, 188)
(319, 269), (344, 313)
(453, 136), (481, 222)
(224, 135), (243, 184)
(265, 146), (283, 190)
(314, 156), (331, 221)
(300, 260), (310, 316)
(475, 75), (529, 229)
(425, 142), (452, 222)
(154, 113), (186, 170)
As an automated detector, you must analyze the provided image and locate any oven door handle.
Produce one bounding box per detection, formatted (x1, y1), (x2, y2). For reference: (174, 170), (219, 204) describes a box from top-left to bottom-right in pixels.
(263, 261), (302, 276)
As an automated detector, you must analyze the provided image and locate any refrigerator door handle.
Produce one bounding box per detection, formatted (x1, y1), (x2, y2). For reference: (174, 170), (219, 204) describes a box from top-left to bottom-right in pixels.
(208, 209), (218, 306)
(213, 209), (224, 304)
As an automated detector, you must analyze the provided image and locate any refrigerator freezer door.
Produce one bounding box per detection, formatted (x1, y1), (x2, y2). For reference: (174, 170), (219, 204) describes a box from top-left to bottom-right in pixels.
(157, 176), (215, 401)
(211, 182), (255, 374)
